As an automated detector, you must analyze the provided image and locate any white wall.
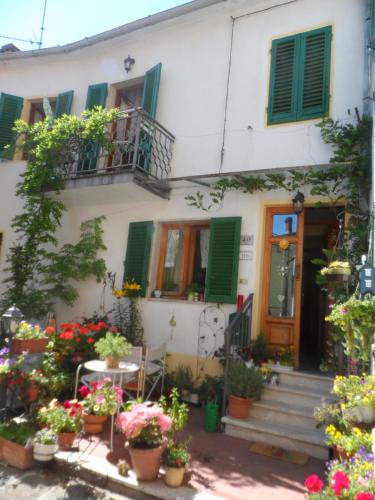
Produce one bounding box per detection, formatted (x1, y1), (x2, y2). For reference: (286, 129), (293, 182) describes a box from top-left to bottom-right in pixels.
(0, 0), (366, 178)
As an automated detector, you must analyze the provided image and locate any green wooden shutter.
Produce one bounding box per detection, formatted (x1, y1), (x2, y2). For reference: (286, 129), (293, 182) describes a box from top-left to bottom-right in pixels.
(141, 63), (162, 118)
(78, 83), (108, 172)
(298, 26), (331, 120)
(0, 93), (23, 158)
(268, 36), (299, 124)
(55, 90), (74, 118)
(205, 217), (241, 304)
(86, 83), (108, 110)
(123, 221), (153, 297)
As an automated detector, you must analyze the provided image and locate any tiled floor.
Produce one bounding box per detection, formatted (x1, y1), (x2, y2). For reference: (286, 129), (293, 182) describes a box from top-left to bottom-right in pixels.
(73, 407), (326, 499)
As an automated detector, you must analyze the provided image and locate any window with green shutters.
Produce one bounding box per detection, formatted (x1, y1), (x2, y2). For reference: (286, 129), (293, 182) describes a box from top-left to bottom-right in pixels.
(123, 221), (154, 298)
(205, 217), (241, 304)
(0, 93), (23, 158)
(141, 63), (162, 119)
(86, 83), (108, 110)
(55, 90), (74, 118)
(268, 26), (332, 124)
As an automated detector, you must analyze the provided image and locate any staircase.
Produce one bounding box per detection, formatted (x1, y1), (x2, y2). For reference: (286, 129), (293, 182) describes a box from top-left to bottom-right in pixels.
(222, 367), (334, 460)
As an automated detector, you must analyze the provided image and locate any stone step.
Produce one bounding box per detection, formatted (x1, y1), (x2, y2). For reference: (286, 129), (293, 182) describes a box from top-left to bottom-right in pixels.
(263, 382), (334, 407)
(251, 399), (319, 430)
(269, 368), (334, 393)
(222, 416), (328, 460)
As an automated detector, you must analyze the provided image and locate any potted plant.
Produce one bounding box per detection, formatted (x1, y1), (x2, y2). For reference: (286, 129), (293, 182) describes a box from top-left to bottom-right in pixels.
(0, 347), (24, 384)
(0, 420), (35, 470)
(325, 424), (372, 461)
(268, 345), (294, 370)
(11, 321), (49, 354)
(171, 364), (194, 402)
(226, 362), (264, 419)
(320, 261), (351, 282)
(94, 331), (130, 368)
(38, 399), (83, 450)
(79, 379), (123, 433)
(162, 442), (190, 487)
(116, 402), (172, 481)
(186, 283), (201, 301)
(33, 428), (58, 462)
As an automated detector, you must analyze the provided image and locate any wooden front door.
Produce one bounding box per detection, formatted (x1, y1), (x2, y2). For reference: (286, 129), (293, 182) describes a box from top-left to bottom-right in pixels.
(260, 207), (304, 367)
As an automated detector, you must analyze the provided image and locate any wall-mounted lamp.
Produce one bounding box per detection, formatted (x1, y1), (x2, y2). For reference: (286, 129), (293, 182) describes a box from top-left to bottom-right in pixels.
(292, 191), (305, 214)
(124, 55), (135, 73)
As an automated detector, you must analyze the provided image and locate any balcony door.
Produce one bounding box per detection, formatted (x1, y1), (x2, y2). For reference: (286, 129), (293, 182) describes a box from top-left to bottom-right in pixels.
(260, 207), (304, 367)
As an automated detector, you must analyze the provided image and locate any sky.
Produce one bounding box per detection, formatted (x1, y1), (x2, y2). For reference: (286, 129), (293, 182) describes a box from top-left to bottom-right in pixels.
(0, 0), (188, 51)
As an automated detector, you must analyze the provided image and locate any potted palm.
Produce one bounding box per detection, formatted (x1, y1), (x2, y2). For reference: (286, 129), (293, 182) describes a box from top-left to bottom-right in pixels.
(162, 442), (190, 487)
(11, 321), (49, 354)
(33, 428), (58, 462)
(94, 331), (130, 368)
(79, 379), (123, 433)
(37, 399), (83, 450)
(226, 362), (264, 419)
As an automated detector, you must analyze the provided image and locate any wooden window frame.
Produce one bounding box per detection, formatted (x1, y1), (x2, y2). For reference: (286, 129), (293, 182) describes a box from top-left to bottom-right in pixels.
(156, 221), (210, 298)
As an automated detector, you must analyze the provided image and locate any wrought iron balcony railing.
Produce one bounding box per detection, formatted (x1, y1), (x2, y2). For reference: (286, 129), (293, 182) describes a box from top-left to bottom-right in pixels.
(57, 108), (175, 182)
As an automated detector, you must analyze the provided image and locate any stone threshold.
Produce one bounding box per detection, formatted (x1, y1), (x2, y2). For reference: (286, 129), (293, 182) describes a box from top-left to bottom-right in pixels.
(55, 450), (219, 500)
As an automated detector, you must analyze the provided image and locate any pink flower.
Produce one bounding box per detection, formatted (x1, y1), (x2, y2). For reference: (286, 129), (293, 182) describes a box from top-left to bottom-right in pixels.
(356, 493), (374, 500)
(331, 471), (350, 497)
(304, 474), (324, 493)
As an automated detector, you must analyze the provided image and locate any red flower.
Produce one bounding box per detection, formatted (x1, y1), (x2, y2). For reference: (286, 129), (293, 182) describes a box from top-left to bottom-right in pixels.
(91, 324), (101, 332)
(304, 475), (324, 493)
(73, 322), (81, 329)
(87, 337), (94, 344)
(69, 410), (77, 417)
(75, 337), (81, 343)
(49, 318), (56, 324)
(332, 471), (350, 497)
(98, 321), (109, 329)
(356, 493), (374, 500)
(64, 330), (74, 340)
(60, 323), (72, 330)
(175, 458), (182, 467)
(79, 385), (89, 398)
(86, 323), (95, 331)
(45, 326), (55, 334)
(79, 327), (90, 335)
(63, 401), (71, 409)
(111, 326), (118, 333)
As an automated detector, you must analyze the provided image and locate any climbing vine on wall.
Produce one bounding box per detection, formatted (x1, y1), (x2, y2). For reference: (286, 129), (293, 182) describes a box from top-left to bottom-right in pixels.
(185, 114), (372, 266)
(1, 107), (121, 318)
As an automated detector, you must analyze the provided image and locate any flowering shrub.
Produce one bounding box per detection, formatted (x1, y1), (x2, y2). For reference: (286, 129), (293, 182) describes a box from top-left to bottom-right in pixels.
(162, 443), (190, 468)
(14, 321), (46, 340)
(79, 378), (123, 416)
(0, 347), (24, 376)
(112, 280), (142, 298)
(116, 402), (172, 449)
(268, 345), (294, 366)
(38, 399), (83, 434)
(305, 448), (374, 499)
(46, 319), (113, 358)
(333, 375), (375, 410)
(325, 425), (372, 455)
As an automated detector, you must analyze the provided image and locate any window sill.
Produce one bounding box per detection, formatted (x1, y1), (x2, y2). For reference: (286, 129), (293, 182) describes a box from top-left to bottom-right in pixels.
(147, 297), (214, 306)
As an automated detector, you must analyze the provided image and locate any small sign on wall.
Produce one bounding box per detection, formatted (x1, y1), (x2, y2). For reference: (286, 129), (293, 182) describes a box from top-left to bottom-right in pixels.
(241, 234), (253, 246)
(240, 251), (253, 261)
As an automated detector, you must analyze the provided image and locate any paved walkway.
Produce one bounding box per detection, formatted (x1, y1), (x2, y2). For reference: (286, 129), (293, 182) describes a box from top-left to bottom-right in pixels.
(58, 407), (326, 500)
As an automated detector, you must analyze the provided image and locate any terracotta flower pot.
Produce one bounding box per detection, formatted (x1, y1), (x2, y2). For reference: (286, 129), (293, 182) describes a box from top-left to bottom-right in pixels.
(105, 357), (119, 369)
(0, 437), (33, 470)
(164, 466), (185, 487)
(83, 412), (108, 434)
(11, 338), (48, 354)
(128, 444), (165, 481)
(58, 432), (76, 451)
(228, 394), (253, 419)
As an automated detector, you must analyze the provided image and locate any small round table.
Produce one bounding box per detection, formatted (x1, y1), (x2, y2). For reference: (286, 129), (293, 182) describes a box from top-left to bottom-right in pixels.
(74, 359), (140, 450)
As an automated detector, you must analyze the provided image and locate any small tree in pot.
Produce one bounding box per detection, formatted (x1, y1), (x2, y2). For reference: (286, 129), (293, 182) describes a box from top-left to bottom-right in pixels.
(226, 362), (264, 419)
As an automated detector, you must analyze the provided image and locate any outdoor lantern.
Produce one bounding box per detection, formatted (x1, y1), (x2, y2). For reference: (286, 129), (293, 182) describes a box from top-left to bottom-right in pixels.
(124, 55), (135, 73)
(1, 305), (24, 338)
(292, 192), (305, 214)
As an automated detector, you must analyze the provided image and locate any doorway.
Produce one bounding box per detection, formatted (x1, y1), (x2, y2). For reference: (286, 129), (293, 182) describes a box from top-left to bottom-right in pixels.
(299, 207), (341, 371)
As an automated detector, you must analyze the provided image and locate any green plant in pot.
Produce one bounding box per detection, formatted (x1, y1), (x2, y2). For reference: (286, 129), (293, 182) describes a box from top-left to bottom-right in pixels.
(320, 261), (351, 277)
(94, 331), (130, 368)
(226, 362), (264, 419)
(0, 420), (36, 470)
(171, 364), (194, 402)
(33, 428), (58, 462)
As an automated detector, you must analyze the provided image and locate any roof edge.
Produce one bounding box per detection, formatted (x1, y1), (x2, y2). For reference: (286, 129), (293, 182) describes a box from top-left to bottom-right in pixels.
(0, 0), (227, 61)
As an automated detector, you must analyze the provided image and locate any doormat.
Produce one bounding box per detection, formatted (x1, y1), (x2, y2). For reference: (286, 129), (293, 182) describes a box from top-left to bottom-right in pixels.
(250, 442), (310, 465)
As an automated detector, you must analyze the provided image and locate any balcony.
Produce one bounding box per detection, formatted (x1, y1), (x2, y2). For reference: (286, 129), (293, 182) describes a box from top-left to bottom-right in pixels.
(55, 109), (174, 199)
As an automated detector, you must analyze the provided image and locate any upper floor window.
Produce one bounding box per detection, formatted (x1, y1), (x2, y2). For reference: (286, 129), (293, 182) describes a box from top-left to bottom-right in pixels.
(267, 26), (332, 125)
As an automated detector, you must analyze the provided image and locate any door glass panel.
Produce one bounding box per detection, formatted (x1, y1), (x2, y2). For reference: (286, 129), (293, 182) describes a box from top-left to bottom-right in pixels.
(272, 214), (298, 236)
(268, 243), (296, 317)
(162, 229), (183, 291)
